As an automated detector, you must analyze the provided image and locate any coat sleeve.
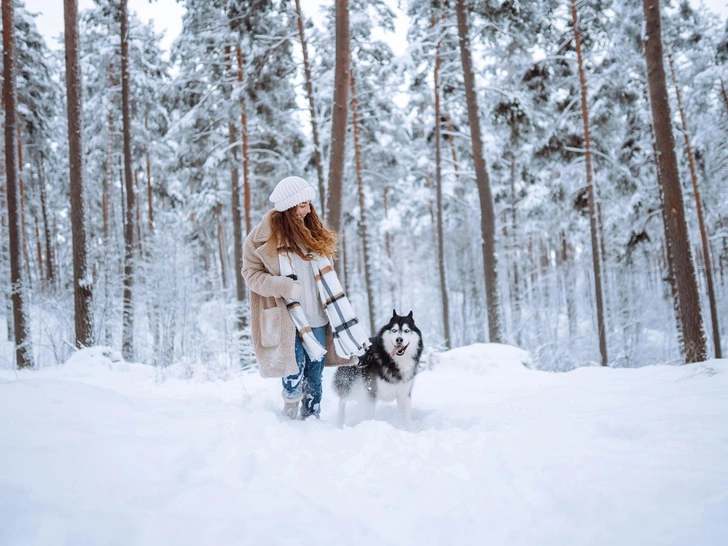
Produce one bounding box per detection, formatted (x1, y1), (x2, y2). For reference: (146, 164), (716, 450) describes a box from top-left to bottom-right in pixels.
(242, 233), (296, 299)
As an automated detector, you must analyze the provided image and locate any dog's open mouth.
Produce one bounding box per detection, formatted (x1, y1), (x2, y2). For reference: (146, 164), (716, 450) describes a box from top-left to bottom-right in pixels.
(390, 343), (409, 357)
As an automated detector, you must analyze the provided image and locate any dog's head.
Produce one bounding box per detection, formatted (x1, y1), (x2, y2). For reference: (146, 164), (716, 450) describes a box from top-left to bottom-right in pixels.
(379, 310), (423, 359)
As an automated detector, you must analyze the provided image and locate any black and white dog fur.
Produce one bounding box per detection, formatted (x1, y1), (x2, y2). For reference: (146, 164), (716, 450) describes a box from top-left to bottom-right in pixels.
(333, 310), (423, 430)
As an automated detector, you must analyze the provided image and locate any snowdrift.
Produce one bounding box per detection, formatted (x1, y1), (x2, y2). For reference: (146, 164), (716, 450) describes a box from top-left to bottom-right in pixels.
(1, 344), (726, 546)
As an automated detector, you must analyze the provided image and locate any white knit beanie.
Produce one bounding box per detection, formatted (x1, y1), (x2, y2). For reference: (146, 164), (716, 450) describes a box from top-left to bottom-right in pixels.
(269, 176), (316, 212)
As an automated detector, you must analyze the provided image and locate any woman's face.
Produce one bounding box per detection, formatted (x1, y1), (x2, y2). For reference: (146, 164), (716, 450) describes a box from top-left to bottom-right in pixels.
(295, 201), (311, 221)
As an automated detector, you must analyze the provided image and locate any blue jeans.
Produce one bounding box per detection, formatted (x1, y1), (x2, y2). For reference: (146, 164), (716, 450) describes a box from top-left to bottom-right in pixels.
(282, 326), (327, 419)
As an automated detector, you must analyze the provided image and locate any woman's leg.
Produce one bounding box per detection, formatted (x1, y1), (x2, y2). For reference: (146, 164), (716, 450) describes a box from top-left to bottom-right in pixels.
(300, 326), (327, 419)
(281, 334), (307, 417)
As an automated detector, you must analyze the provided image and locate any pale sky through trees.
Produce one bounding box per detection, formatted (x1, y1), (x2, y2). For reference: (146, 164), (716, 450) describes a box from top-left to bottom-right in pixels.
(25, 0), (728, 56)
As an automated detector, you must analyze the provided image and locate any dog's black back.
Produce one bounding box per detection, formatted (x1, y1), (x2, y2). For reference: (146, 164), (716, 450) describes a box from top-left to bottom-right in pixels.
(334, 310), (423, 400)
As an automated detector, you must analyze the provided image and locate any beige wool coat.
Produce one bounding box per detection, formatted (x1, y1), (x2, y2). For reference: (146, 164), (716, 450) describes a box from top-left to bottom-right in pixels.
(241, 210), (356, 378)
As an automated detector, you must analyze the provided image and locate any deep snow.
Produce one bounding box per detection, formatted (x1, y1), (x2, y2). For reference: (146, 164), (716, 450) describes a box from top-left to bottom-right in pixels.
(1, 344), (727, 545)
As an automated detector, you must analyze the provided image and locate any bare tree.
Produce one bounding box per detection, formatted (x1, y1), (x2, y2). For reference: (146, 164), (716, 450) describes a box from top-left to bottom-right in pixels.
(326, 0), (350, 240)
(236, 44), (251, 236)
(229, 117), (246, 330)
(668, 53), (722, 359)
(642, 0), (707, 363)
(64, 0), (93, 348)
(144, 115), (153, 236)
(120, 0), (136, 360)
(350, 70), (375, 334)
(720, 80), (728, 116)
(3, 0), (33, 367)
(294, 0), (325, 213)
(571, 0), (607, 366)
(37, 153), (55, 286)
(433, 6), (450, 348)
(454, 0), (502, 343)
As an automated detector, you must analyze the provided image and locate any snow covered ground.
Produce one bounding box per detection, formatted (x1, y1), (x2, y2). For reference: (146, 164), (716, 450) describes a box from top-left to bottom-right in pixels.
(1, 343), (727, 546)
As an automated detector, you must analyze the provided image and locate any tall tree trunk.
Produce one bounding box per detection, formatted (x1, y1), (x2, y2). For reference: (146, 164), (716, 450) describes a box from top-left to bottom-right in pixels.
(134, 169), (142, 254)
(294, 0), (325, 214)
(668, 53), (721, 359)
(720, 80), (728, 116)
(571, 0), (607, 366)
(228, 120), (246, 330)
(383, 186), (395, 307)
(3, 0), (33, 367)
(326, 0), (350, 244)
(510, 154), (522, 345)
(433, 9), (451, 348)
(561, 231), (577, 341)
(0, 143), (11, 341)
(38, 153), (54, 286)
(17, 127), (31, 283)
(34, 214), (43, 282)
(350, 71), (376, 335)
(217, 218), (228, 290)
(643, 0), (707, 363)
(120, 0), (136, 360)
(235, 45), (251, 236)
(234, 44), (250, 348)
(455, 0), (502, 343)
(145, 115), (153, 236)
(102, 92), (114, 345)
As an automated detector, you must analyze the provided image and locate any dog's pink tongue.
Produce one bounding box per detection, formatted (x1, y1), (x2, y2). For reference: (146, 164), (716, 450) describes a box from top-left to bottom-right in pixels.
(390, 344), (408, 357)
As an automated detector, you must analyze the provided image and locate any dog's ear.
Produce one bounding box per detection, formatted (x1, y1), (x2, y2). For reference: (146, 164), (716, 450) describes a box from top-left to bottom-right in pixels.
(392, 309), (398, 318)
(407, 310), (413, 319)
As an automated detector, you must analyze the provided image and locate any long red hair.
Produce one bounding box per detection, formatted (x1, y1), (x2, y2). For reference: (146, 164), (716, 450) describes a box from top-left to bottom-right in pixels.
(269, 204), (338, 260)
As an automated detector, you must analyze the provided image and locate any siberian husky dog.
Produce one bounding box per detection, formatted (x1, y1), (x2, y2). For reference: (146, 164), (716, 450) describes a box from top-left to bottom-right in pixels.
(333, 310), (423, 430)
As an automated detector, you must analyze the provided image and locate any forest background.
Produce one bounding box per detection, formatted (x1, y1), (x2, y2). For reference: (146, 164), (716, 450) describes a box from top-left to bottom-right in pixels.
(3, 0), (728, 373)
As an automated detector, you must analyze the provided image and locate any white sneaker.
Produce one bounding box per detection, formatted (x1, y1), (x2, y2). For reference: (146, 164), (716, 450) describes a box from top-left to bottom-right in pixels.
(282, 400), (300, 420)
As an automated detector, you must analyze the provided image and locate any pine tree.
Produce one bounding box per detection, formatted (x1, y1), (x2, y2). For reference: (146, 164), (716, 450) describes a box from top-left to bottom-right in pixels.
(326, 0), (350, 241)
(571, 0), (607, 366)
(642, 0), (707, 363)
(64, 0), (94, 348)
(3, 0), (33, 367)
(455, 0), (502, 343)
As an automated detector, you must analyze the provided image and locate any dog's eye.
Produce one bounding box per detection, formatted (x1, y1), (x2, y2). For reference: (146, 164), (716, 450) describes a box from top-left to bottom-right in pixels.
(403, 329), (411, 334)
(390, 328), (398, 334)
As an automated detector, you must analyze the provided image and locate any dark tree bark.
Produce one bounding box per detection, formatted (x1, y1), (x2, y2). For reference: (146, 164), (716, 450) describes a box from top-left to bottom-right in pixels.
(0, 147), (11, 341)
(455, 0), (502, 343)
(229, 120), (246, 327)
(17, 127), (30, 281)
(120, 0), (136, 360)
(510, 154), (522, 345)
(326, 0), (350, 241)
(295, 0), (325, 214)
(34, 215), (42, 282)
(134, 169), (142, 253)
(350, 71), (376, 335)
(102, 78), (114, 345)
(433, 8), (451, 348)
(37, 153), (55, 286)
(217, 218), (228, 289)
(571, 0), (607, 366)
(226, 44), (247, 348)
(642, 0), (707, 363)
(3, 0), (33, 367)
(668, 54), (721, 359)
(721, 80), (728, 116)
(144, 115), (153, 236)
(236, 45), (251, 237)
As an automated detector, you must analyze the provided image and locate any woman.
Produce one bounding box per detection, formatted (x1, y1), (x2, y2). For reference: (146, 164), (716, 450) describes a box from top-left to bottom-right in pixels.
(242, 176), (368, 420)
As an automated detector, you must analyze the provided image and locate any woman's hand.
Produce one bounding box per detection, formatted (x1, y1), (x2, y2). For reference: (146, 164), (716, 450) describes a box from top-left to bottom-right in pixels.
(289, 281), (302, 301)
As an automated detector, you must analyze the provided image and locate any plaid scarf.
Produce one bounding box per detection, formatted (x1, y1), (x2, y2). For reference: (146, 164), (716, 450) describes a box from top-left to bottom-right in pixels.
(279, 252), (368, 362)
